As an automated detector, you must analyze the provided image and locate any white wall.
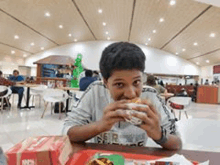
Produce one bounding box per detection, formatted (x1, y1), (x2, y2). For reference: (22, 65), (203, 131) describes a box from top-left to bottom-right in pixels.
(200, 63), (220, 84)
(25, 41), (201, 76)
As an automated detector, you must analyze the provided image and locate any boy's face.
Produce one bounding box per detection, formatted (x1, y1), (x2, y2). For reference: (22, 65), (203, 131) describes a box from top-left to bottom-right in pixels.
(104, 69), (143, 101)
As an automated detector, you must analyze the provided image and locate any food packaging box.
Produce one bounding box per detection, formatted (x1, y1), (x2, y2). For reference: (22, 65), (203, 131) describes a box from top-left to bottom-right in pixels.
(6, 136), (73, 165)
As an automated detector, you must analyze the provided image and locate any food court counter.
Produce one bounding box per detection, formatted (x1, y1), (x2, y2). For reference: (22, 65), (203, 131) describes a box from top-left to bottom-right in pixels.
(197, 85), (219, 104)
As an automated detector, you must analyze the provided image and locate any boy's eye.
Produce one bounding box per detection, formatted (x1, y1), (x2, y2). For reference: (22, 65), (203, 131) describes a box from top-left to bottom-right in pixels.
(134, 80), (141, 86)
(115, 83), (124, 88)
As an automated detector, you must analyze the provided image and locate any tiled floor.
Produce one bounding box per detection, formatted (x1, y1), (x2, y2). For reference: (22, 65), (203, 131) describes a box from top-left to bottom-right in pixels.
(0, 97), (220, 153)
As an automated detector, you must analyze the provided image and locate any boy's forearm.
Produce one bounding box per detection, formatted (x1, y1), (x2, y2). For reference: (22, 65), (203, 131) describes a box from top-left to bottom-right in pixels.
(161, 134), (182, 150)
(67, 121), (104, 143)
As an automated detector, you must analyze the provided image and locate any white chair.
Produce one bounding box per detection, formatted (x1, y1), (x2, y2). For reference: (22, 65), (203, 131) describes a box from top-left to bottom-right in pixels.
(41, 89), (69, 119)
(0, 86), (12, 113)
(167, 97), (191, 120)
(30, 85), (47, 107)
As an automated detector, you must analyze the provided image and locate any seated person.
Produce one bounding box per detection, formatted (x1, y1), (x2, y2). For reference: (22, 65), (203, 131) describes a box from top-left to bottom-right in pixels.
(9, 70), (24, 109)
(176, 88), (188, 97)
(146, 75), (167, 94)
(63, 42), (182, 150)
(79, 70), (97, 91)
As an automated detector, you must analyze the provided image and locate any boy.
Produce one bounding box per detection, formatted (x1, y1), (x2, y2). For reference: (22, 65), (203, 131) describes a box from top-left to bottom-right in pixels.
(63, 42), (182, 150)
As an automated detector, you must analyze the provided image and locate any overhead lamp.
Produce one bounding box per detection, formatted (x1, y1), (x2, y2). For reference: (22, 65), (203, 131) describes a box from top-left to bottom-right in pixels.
(30, 42), (35, 46)
(107, 37), (110, 40)
(206, 60), (209, 63)
(193, 42), (198, 46)
(105, 31), (109, 34)
(98, 9), (102, 13)
(148, 38), (151, 41)
(68, 33), (72, 37)
(14, 35), (19, 39)
(11, 50), (15, 54)
(59, 25), (63, 29)
(145, 43), (148, 45)
(41, 47), (44, 50)
(196, 62), (199, 65)
(170, 0), (176, 6)
(182, 48), (186, 52)
(153, 30), (156, 33)
(175, 52), (179, 55)
(23, 54), (27, 57)
(159, 18), (164, 22)
(210, 33), (215, 38)
(45, 12), (50, 17)
(103, 22), (106, 26)
(74, 39), (77, 42)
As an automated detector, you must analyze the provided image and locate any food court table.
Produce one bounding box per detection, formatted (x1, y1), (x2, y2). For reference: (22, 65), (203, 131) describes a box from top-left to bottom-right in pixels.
(71, 143), (219, 164)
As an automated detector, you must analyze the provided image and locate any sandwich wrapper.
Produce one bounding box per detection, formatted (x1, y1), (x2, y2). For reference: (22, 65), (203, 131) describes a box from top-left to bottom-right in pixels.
(6, 136), (73, 165)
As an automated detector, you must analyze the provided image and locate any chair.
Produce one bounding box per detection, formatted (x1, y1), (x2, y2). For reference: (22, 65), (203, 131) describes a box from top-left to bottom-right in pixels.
(0, 86), (12, 113)
(30, 85), (47, 107)
(167, 97), (191, 120)
(41, 89), (69, 119)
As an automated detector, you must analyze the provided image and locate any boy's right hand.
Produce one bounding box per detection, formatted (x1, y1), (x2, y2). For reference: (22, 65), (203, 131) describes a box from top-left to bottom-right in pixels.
(97, 100), (131, 132)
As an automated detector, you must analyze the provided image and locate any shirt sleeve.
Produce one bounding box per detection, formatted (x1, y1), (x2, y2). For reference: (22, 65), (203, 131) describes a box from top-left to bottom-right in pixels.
(159, 85), (166, 94)
(62, 86), (94, 135)
(17, 76), (24, 81)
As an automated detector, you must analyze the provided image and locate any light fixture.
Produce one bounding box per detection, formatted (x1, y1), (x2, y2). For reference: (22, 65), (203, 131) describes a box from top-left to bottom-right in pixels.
(159, 18), (164, 22)
(23, 54), (27, 57)
(206, 60), (210, 63)
(196, 62), (199, 65)
(74, 39), (77, 42)
(59, 25), (63, 29)
(11, 50), (15, 54)
(103, 22), (106, 26)
(105, 31), (109, 34)
(45, 12), (50, 17)
(193, 42), (198, 46)
(30, 42), (35, 46)
(41, 47), (44, 50)
(182, 48), (186, 52)
(14, 35), (19, 39)
(148, 38), (151, 41)
(209, 33), (215, 38)
(145, 43), (148, 45)
(98, 9), (102, 13)
(175, 52), (179, 55)
(153, 30), (156, 33)
(68, 33), (72, 37)
(107, 37), (110, 40)
(170, 0), (176, 6)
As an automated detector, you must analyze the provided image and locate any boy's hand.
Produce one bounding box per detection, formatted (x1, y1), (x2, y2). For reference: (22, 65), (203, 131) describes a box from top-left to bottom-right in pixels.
(97, 100), (131, 132)
(131, 100), (162, 141)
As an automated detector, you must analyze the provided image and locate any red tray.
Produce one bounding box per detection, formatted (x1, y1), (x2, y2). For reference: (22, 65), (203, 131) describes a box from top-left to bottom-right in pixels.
(66, 149), (162, 165)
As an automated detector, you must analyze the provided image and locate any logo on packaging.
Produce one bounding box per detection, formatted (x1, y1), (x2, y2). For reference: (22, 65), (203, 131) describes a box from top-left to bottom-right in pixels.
(22, 159), (36, 165)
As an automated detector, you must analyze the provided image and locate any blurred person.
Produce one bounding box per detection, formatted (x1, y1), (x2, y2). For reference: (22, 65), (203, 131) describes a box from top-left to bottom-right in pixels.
(146, 75), (167, 94)
(204, 79), (209, 85)
(9, 70), (24, 109)
(93, 70), (101, 80)
(79, 70), (97, 91)
(176, 88), (188, 97)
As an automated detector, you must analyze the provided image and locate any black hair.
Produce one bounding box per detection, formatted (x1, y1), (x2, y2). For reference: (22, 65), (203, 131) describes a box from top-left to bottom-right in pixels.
(147, 75), (156, 86)
(99, 42), (146, 80)
(13, 69), (19, 74)
(0, 70), (2, 76)
(85, 70), (93, 77)
(93, 70), (99, 75)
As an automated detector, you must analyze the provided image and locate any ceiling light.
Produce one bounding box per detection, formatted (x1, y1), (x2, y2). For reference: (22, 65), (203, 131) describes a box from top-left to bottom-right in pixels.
(196, 62), (199, 65)
(103, 22), (106, 26)
(148, 38), (151, 41)
(193, 42), (198, 46)
(11, 50), (15, 54)
(107, 37), (110, 40)
(74, 39), (77, 42)
(23, 54), (27, 57)
(30, 42), (35, 46)
(159, 18), (164, 22)
(98, 9), (102, 13)
(41, 47), (44, 50)
(45, 12), (50, 17)
(68, 33), (72, 37)
(210, 33), (215, 38)
(153, 30), (156, 33)
(105, 31), (109, 34)
(145, 43), (148, 45)
(59, 25), (63, 29)
(182, 48), (186, 52)
(206, 60), (210, 63)
(170, 0), (176, 6)
(14, 35), (19, 39)
(175, 52), (178, 55)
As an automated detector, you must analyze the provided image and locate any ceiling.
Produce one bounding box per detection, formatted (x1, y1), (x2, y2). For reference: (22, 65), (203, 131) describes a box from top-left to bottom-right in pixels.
(0, 0), (220, 66)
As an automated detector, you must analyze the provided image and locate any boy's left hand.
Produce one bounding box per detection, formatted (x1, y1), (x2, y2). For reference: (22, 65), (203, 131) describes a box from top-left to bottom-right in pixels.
(131, 100), (162, 141)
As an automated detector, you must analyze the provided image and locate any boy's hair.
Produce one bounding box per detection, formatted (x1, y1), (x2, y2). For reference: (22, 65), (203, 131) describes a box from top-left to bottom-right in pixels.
(85, 70), (93, 77)
(99, 42), (146, 80)
(13, 69), (19, 74)
(0, 70), (2, 76)
(147, 75), (156, 86)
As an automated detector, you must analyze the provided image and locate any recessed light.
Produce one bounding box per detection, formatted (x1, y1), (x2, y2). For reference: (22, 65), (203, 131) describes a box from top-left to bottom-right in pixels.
(175, 52), (179, 55)
(196, 62), (199, 65)
(148, 38), (151, 41)
(153, 30), (156, 33)
(107, 37), (110, 40)
(14, 35), (19, 39)
(159, 18), (164, 22)
(59, 25), (63, 29)
(145, 43), (148, 45)
(45, 12), (50, 17)
(98, 9), (102, 13)
(105, 31), (109, 34)
(182, 48), (186, 52)
(41, 47), (44, 50)
(103, 22), (106, 26)
(11, 50), (15, 54)
(206, 60), (210, 63)
(23, 54), (27, 57)
(193, 42), (198, 46)
(210, 33), (215, 38)
(68, 33), (72, 37)
(170, 0), (176, 6)
(74, 39), (77, 42)
(30, 42), (35, 46)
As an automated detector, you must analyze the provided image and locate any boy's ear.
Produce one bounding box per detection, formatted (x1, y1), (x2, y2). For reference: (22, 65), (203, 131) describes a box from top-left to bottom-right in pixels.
(103, 78), (108, 88)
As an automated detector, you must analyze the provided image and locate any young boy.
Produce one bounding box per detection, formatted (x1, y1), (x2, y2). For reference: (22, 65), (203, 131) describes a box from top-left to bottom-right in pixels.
(63, 42), (182, 150)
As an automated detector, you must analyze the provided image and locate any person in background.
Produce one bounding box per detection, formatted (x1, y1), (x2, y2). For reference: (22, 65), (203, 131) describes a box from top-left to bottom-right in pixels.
(9, 70), (24, 109)
(179, 83), (182, 86)
(176, 88), (188, 97)
(93, 70), (101, 80)
(159, 80), (165, 87)
(79, 70), (97, 91)
(0, 70), (16, 87)
(146, 75), (167, 94)
(204, 79), (209, 85)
